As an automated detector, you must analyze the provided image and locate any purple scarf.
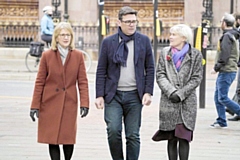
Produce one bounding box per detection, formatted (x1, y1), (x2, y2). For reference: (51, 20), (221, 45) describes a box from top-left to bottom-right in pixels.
(113, 27), (136, 67)
(172, 43), (189, 71)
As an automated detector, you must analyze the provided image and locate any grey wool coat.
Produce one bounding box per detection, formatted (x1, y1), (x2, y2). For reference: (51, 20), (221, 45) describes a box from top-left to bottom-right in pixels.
(156, 45), (203, 131)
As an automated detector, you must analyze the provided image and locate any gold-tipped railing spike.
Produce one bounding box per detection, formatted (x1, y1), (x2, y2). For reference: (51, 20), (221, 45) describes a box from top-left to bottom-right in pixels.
(20, 21), (25, 26)
(27, 22), (33, 26)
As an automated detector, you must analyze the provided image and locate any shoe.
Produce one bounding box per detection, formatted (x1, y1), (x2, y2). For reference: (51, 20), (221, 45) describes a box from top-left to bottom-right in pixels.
(228, 115), (240, 121)
(225, 108), (235, 116)
(210, 122), (228, 129)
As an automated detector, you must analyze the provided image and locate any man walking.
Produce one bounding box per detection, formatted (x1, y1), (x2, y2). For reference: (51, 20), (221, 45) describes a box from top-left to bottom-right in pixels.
(95, 6), (155, 160)
(211, 13), (240, 128)
(226, 13), (240, 121)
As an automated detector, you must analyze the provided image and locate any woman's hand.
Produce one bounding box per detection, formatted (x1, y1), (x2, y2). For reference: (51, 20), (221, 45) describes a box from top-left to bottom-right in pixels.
(80, 107), (89, 118)
(30, 109), (39, 122)
(169, 92), (181, 103)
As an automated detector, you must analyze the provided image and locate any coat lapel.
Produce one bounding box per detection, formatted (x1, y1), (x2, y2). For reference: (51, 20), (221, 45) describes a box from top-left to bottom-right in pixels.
(180, 52), (191, 67)
(56, 50), (66, 85)
(134, 32), (140, 65)
(63, 50), (71, 68)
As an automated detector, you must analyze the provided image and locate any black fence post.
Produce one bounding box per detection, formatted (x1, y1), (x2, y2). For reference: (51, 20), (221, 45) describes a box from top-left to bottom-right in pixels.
(199, 0), (213, 109)
(63, 0), (69, 22)
(230, 0), (234, 13)
(199, 20), (208, 109)
(153, 0), (158, 63)
(98, 0), (104, 58)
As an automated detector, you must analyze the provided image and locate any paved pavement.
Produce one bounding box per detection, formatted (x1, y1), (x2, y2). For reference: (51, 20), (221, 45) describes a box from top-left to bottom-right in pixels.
(0, 48), (240, 160)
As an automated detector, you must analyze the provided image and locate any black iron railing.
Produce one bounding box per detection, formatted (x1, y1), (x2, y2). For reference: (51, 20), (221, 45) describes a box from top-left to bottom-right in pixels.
(0, 21), (221, 50)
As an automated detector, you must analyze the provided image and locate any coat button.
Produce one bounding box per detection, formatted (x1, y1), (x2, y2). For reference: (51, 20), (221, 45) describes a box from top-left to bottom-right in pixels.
(62, 88), (65, 91)
(56, 88), (59, 92)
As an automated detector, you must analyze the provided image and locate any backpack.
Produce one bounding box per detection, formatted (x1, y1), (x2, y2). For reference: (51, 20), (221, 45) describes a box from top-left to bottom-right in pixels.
(225, 32), (240, 66)
(29, 42), (45, 57)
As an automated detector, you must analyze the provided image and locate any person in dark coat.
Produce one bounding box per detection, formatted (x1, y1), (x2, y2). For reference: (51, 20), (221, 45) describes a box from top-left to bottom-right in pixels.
(226, 12), (240, 121)
(30, 22), (89, 160)
(152, 24), (203, 160)
(210, 13), (240, 128)
(95, 6), (155, 160)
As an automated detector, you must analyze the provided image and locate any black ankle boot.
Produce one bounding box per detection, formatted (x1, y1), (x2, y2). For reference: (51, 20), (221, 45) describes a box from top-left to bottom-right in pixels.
(228, 115), (240, 121)
(226, 108), (235, 116)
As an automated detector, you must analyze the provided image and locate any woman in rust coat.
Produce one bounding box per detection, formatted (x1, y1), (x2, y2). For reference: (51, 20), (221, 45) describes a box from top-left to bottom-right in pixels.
(29, 22), (89, 160)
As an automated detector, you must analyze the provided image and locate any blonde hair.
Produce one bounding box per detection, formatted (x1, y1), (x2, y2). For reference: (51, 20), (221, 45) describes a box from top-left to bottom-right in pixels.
(170, 24), (193, 45)
(51, 22), (75, 50)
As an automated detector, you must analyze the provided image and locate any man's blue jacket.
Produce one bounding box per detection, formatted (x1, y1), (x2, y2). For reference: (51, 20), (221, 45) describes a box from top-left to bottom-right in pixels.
(96, 32), (155, 103)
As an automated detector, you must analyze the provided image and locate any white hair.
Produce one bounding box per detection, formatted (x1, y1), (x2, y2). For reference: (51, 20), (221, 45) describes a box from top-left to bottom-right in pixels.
(223, 12), (235, 27)
(42, 6), (53, 13)
(170, 24), (193, 44)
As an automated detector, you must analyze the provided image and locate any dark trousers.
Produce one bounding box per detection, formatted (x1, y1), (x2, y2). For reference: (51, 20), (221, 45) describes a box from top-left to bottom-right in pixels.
(49, 144), (74, 160)
(41, 34), (52, 46)
(104, 90), (143, 160)
(232, 68), (240, 104)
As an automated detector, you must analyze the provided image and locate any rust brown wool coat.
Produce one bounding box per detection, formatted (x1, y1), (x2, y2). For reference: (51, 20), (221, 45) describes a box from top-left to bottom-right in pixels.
(30, 49), (89, 144)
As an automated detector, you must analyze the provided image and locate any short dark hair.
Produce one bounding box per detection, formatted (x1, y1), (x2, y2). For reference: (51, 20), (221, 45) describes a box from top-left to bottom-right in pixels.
(118, 6), (137, 20)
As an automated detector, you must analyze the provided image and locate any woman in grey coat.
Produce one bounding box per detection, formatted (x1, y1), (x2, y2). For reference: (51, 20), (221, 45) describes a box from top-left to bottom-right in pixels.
(152, 24), (203, 160)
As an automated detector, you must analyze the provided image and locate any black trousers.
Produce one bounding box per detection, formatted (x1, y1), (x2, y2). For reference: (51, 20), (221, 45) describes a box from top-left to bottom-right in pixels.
(41, 34), (52, 45)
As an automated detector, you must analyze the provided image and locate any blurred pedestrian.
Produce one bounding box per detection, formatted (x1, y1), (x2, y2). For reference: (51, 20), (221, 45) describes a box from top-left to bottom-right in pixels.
(226, 12), (240, 121)
(95, 6), (155, 160)
(210, 13), (240, 128)
(41, 5), (54, 46)
(30, 22), (89, 160)
(152, 24), (203, 160)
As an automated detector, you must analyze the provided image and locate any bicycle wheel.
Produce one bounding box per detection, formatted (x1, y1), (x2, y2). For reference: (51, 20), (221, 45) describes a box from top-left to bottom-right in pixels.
(25, 52), (40, 72)
(80, 50), (92, 73)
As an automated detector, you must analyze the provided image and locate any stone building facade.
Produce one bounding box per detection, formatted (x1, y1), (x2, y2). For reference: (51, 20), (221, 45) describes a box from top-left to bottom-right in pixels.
(0, 0), (239, 62)
(0, 0), (239, 52)
(38, 0), (240, 27)
(0, 0), (239, 28)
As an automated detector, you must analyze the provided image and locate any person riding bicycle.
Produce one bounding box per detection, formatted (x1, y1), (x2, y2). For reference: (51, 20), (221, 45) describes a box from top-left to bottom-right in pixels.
(41, 6), (54, 46)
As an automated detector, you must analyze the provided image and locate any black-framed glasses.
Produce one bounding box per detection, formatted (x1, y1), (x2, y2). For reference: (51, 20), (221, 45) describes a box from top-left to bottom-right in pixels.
(59, 34), (71, 38)
(121, 20), (138, 25)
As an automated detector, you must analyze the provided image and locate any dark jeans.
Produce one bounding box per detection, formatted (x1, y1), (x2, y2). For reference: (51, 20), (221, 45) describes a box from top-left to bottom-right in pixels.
(232, 68), (240, 104)
(214, 72), (240, 126)
(104, 90), (143, 160)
